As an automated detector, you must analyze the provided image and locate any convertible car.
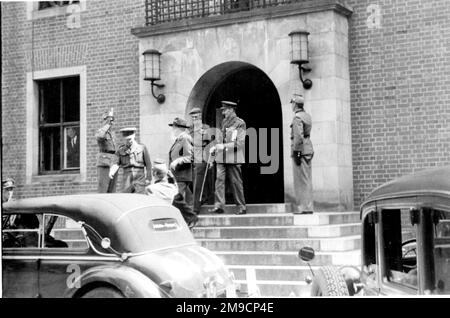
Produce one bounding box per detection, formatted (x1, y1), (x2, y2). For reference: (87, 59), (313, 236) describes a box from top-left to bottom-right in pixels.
(300, 166), (450, 296)
(2, 194), (236, 298)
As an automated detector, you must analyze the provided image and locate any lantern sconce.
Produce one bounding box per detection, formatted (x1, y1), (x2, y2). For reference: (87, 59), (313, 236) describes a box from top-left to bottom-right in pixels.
(143, 49), (166, 104)
(289, 31), (313, 90)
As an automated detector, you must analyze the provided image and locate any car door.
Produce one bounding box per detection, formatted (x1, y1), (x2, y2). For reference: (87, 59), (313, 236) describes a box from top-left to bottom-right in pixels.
(37, 213), (115, 298)
(2, 213), (42, 298)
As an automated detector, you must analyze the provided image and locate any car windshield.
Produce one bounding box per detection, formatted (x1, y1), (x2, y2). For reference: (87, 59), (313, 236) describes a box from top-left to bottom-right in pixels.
(116, 206), (196, 253)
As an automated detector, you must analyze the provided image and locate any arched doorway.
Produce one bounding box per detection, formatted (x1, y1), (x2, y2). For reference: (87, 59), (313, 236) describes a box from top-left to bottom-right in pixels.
(186, 62), (284, 204)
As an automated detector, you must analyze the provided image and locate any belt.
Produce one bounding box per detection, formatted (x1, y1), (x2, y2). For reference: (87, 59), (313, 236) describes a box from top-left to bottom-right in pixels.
(101, 151), (116, 154)
(124, 166), (144, 170)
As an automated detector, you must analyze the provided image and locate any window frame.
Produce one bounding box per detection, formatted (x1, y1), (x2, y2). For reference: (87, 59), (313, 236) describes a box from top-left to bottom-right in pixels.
(37, 76), (81, 175)
(26, 1), (87, 21)
(2, 213), (43, 251)
(26, 66), (87, 184)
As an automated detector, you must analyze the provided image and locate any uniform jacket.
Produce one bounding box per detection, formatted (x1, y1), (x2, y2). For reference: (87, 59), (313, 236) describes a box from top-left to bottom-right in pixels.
(169, 131), (193, 182)
(116, 142), (152, 173)
(290, 110), (314, 156)
(214, 114), (246, 164)
(190, 123), (212, 164)
(95, 123), (118, 167)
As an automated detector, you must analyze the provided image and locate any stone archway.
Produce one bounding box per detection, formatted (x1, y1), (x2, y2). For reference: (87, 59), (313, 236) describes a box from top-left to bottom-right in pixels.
(186, 61), (284, 204)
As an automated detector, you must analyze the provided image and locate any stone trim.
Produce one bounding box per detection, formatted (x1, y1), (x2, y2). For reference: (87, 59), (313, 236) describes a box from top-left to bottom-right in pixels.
(131, 0), (353, 38)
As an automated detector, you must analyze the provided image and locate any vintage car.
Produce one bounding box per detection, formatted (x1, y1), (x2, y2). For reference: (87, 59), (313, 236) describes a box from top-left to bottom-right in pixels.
(1, 194), (236, 298)
(299, 166), (450, 296)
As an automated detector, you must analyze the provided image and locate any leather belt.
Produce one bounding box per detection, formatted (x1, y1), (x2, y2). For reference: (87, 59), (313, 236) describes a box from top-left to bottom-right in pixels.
(101, 151), (116, 154)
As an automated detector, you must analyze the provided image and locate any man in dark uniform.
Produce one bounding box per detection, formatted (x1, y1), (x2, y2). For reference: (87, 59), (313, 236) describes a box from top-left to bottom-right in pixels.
(110, 127), (152, 194)
(210, 101), (247, 215)
(168, 118), (198, 227)
(290, 94), (314, 214)
(95, 109), (118, 193)
(188, 107), (212, 215)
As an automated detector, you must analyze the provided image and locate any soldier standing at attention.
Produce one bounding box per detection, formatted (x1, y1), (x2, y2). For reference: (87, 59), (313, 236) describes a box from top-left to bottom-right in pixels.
(2, 178), (15, 204)
(188, 107), (212, 215)
(290, 94), (314, 214)
(95, 109), (118, 193)
(109, 127), (152, 194)
(168, 118), (198, 227)
(209, 101), (247, 215)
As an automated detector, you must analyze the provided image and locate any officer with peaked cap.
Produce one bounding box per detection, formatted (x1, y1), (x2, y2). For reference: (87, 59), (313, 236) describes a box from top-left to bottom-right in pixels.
(95, 108), (119, 193)
(188, 107), (213, 215)
(168, 117), (198, 227)
(290, 94), (314, 213)
(110, 127), (152, 194)
(209, 101), (247, 215)
(2, 177), (16, 204)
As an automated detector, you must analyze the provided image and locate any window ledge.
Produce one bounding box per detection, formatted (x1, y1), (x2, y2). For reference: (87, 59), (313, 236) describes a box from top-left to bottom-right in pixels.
(28, 1), (86, 21)
(31, 174), (82, 184)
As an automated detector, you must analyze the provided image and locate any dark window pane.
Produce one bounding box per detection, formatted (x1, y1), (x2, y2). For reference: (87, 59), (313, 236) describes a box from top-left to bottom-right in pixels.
(64, 126), (80, 169)
(38, 1), (80, 10)
(63, 77), (80, 122)
(39, 79), (61, 124)
(40, 127), (61, 172)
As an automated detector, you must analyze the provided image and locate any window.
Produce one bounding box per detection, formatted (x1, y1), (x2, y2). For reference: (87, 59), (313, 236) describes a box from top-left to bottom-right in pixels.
(38, 76), (80, 174)
(382, 208), (418, 289)
(433, 210), (450, 294)
(38, 1), (79, 10)
(43, 214), (88, 250)
(2, 214), (42, 248)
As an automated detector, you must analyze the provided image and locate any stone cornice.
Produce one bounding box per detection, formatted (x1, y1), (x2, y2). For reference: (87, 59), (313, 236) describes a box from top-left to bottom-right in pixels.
(131, 0), (353, 38)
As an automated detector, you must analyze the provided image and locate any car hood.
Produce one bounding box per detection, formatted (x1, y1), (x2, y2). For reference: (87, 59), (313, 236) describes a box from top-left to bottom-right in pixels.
(126, 243), (233, 297)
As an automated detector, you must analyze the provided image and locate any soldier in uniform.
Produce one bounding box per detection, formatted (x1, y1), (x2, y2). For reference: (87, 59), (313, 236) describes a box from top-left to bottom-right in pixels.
(95, 109), (118, 193)
(210, 101), (247, 215)
(168, 117), (198, 227)
(110, 127), (152, 194)
(290, 94), (314, 214)
(188, 107), (212, 215)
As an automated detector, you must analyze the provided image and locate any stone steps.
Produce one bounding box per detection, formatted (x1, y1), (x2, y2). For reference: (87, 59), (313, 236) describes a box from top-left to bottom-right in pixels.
(199, 204), (294, 214)
(197, 212), (360, 227)
(193, 223), (361, 239)
(215, 250), (361, 267)
(198, 235), (360, 252)
(228, 265), (318, 282)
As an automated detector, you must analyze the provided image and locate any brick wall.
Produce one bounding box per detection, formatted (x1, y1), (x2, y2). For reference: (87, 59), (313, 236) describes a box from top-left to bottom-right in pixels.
(1, 0), (146, 198)
(347, 0), (450, 206)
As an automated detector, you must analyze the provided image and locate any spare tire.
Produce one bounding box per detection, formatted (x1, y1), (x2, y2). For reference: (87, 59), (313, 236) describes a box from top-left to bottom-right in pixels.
(310, 266), (350, 296)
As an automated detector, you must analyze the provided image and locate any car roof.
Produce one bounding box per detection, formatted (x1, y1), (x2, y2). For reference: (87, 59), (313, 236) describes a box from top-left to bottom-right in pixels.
(362, 166), (450, 207)
(2, 193), (170, 222)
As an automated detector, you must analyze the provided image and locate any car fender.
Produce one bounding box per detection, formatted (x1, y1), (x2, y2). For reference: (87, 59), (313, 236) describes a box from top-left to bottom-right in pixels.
(65, 264), (166, 298)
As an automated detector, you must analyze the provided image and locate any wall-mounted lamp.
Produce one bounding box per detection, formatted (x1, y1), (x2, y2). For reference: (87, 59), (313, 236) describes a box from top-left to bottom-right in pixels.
(289, 30), (313, 90)
(143, 49), (166, 104)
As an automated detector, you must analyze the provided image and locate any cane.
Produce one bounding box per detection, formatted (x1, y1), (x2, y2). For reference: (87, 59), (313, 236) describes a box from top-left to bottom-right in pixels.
(199, 151), (212, 202)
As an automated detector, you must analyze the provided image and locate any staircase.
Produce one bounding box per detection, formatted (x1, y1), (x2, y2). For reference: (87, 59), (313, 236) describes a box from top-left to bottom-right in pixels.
(194, 204), (361, 297)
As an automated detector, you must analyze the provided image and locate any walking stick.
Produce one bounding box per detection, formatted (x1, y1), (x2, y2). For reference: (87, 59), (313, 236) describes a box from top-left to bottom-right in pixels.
(199, 151), (212, 202)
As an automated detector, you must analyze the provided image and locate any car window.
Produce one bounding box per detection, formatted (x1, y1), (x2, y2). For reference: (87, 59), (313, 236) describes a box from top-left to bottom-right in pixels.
(43, 214), (88, 250)
(433, 210), (450, 294)
(2, 213), (42, 249)
(381, 209), (418, 289)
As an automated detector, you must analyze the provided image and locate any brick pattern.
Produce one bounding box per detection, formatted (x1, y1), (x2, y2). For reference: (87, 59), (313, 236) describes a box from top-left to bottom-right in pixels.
(1, 0), (146, 198)
(347, 0), (450, 206)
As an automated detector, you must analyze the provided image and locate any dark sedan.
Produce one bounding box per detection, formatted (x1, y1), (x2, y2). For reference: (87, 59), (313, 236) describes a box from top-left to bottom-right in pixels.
(2, 194), (236, 298)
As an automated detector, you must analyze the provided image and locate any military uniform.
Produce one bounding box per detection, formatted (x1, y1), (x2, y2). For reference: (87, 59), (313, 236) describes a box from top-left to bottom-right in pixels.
(168, 118), (197, 224)
(290, 95), (314, 213)
(116, 142), (152, 194)
(213, 101), (247, 214)
(95, 122), (118, 193)
(189, 107), (213, 214)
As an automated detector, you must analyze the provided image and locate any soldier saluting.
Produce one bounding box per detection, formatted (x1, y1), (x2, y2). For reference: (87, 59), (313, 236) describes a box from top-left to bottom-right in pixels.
(209, 101), (247, 215)
(110, 127), (152, 194)
(290, 94), (314, 214)
(95, 109), (118, 193)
